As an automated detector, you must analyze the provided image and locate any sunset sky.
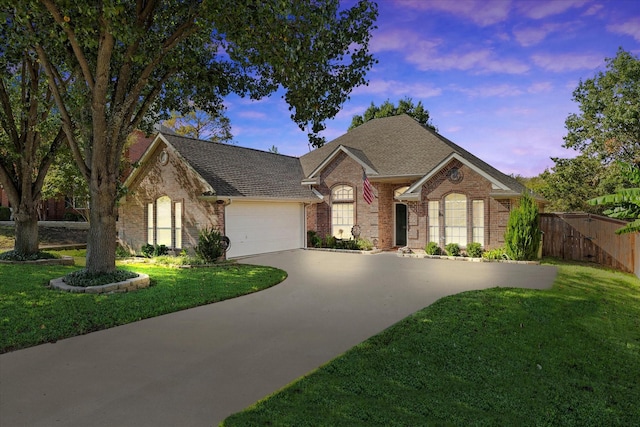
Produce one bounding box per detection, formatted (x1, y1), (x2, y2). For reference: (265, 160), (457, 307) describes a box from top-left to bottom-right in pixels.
(221, 0), (640, 177)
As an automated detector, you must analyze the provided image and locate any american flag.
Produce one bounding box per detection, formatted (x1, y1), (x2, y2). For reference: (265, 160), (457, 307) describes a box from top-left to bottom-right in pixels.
(363, 169), (374, 204)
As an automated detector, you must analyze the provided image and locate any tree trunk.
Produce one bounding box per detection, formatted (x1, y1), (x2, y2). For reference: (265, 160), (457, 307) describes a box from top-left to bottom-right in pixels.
(13, 207), (39, 255)
(85, 178), (117, 274)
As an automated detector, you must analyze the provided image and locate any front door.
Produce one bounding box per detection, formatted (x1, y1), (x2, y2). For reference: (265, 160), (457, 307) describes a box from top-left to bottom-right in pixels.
(395, 203), (407, 246)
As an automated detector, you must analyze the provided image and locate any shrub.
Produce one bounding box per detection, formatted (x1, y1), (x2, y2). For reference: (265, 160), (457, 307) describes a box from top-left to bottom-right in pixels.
(466, 242), (483, 258)
(445, 243), (460, 257)
(0, 206), (10, 221)
(0, 250), (58, 261)
(323, 234), (336, 248)
(141, 243), (169, 258)
(504, 192), (542, 261)
(141, 244), (154, 258)
(336, 239), (359, 250)
(195, 227), (225, 262)
(63, 269), (138, 287)
(356, 238), (373, 251)
(307, 230), (322, 248)
(116, 244), (131, 259)
(425, 241), (441, 255)
(482, 247), (508, 260)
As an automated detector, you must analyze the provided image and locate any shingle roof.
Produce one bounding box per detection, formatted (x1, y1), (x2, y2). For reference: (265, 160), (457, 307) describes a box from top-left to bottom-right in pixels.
(162, 134), (317, 200)
(299, 114), (527, 194)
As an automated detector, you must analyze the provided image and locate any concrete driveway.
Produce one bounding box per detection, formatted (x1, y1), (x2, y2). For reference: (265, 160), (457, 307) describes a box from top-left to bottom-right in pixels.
(0, 250), (557, 427)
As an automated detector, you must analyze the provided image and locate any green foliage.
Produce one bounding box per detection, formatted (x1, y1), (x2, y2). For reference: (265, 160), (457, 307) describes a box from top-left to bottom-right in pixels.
(466, 242), (483, 258)
(323, 234), (337, 248)
(356, 238), (373, 251)
(0, 250), (58, 261)
(0, 207), (10, 221)
(63, 269), (138, 287)
(115, 245), (131, 259)
(349, 97), (436, 131)
(588, 162), (640, 234)
(482, 247), (508, 260)
(140, 244), (168, 258)
(425, 241), (441, 255)
(223, 263), (640, 426)
(0, 261), (286, 352)
(564, 48), (640, 165)
(533, 155), (630, 213)
(504, 193), (542, 261)
(307, 230), (322, 248)
(444, 243), (460, 257)
(195, 228), (225, 262)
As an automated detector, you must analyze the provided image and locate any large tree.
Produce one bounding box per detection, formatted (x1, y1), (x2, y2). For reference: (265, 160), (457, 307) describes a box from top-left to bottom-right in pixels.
(163, 108), (233, 143)
(589, 162), (640, 234)
(534, 154), (630, 213)
(0, 28), (66, 255)
(349, 97), (436, 131)
(13, 0), (377, 273)
(564, 48), (640, 167)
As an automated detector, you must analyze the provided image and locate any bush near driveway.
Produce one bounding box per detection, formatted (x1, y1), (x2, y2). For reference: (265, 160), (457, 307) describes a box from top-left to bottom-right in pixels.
(223, 261), (640, 426)
(0, 259), (286, 353)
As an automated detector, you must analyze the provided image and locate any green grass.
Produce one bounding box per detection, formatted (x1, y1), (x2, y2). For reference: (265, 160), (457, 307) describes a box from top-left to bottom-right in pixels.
(223, 262), (640, 426)
(0, 253), (286, 353)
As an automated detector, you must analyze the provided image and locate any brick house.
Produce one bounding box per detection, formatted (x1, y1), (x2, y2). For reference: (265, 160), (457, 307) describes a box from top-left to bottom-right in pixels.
(118, 114), (541, 258)
(301, 114), (542, 251)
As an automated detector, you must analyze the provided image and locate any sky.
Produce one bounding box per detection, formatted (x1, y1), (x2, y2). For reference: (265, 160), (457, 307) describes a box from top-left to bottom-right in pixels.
(221, 0), (640, 177)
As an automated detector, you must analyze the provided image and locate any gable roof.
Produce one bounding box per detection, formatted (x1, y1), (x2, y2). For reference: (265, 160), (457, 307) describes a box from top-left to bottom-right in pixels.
(128, 133), (320, 202)
(299, 114), (529, 196)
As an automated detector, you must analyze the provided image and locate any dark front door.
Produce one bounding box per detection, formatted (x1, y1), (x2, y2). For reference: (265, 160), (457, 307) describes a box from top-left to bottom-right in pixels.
(395, 204), (407, 246)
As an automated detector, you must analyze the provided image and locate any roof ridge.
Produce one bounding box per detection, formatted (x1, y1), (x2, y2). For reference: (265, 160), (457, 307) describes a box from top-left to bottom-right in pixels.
(161, 133), (300, 159)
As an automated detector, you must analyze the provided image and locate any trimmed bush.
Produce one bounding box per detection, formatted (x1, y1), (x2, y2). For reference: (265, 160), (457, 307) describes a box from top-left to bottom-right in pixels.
(356, 238), (373, 251)
(307, 230), (322, 248)
(0, 207), (11, 221)
(445, 243), (461, 257)
(466, 242), (483, 258)
(195, 227), (225, 262)
(504, 192), (542, 261)
(482, 247), (508, 260)
(425, 241), (441, 255)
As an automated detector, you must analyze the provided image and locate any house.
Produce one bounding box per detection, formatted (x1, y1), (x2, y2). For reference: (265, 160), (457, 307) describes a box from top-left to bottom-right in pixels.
(118, 114), (541, 258)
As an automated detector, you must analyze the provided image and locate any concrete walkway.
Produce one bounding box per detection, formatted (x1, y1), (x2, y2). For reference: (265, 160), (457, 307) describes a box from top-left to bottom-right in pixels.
(0, 250), (557, 427)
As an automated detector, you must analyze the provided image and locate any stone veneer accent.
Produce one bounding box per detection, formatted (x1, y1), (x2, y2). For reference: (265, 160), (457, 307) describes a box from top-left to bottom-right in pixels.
(49, 273), (150, 294)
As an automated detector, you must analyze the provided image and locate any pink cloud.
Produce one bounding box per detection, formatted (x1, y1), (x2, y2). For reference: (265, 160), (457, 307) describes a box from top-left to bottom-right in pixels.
(407, 48), (529, 74)
(607, 17), (640, 41)
(395, 0), (511, 26)
(528, 82), (554, 93)
(532, 53), (603, 72)
(517, 0), (589, 19)
(453, 84), (524, 98)
(353, 79), (443, 98)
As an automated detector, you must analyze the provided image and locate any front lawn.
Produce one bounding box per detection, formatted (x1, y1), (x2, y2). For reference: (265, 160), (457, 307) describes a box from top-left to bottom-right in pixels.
(223, 262), (640, 426)
(0, 255), (286, 353)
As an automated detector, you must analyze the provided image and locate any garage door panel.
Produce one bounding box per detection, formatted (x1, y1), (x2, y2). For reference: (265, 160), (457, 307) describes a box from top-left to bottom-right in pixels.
(225, 202), (303, 258)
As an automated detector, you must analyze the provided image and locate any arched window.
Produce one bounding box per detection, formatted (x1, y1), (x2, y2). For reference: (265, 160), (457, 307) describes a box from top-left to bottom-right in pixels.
(331, 185), (354, 239)
(445, 193), (467, 247)
(147, 196), (182, 248)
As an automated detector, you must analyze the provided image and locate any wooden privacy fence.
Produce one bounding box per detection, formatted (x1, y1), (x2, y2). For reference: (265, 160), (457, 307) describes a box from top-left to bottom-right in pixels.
(540, 213), (639, 278)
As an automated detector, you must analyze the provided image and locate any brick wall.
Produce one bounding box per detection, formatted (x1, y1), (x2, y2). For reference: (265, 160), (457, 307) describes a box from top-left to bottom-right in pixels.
(117, 141), (223, 253)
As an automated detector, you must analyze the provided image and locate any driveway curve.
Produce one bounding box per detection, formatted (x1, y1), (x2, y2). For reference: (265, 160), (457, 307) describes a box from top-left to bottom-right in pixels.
(0, 250), (556, 427)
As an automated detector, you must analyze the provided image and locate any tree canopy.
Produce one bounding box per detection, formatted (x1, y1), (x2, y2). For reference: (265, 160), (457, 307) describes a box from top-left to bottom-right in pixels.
(6, 0), (378, 273)
(349, 98), (436, 131)
(564, 48), (640, 167)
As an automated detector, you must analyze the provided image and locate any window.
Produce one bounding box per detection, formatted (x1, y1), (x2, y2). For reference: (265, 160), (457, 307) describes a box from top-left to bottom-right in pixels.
(147, 196), (183, 248)
(445, 193), (467, 247)
(332, 185), (354, 238)
(472, 200), (484, 245)
(428, 200), (439, 243)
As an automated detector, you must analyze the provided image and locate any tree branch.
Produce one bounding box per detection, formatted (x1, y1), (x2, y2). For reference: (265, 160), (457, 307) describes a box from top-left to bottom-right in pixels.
(0, 79), (20, 152)
(33, 126), (66, 199)
(40, 0), (95, 91)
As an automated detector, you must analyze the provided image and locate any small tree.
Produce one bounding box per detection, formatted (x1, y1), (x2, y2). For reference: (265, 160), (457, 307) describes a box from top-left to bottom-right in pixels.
(348, 97), (436, 131)
(504, 192), (542, 261)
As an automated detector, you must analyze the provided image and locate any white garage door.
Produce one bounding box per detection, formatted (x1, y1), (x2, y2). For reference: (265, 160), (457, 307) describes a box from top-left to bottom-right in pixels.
(225, 201), (305, 258)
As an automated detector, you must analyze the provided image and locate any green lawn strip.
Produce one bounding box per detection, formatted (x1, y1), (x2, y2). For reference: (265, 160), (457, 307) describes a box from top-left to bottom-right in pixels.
(223, 264), (640, 426)
(0, 261), (286, 353)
